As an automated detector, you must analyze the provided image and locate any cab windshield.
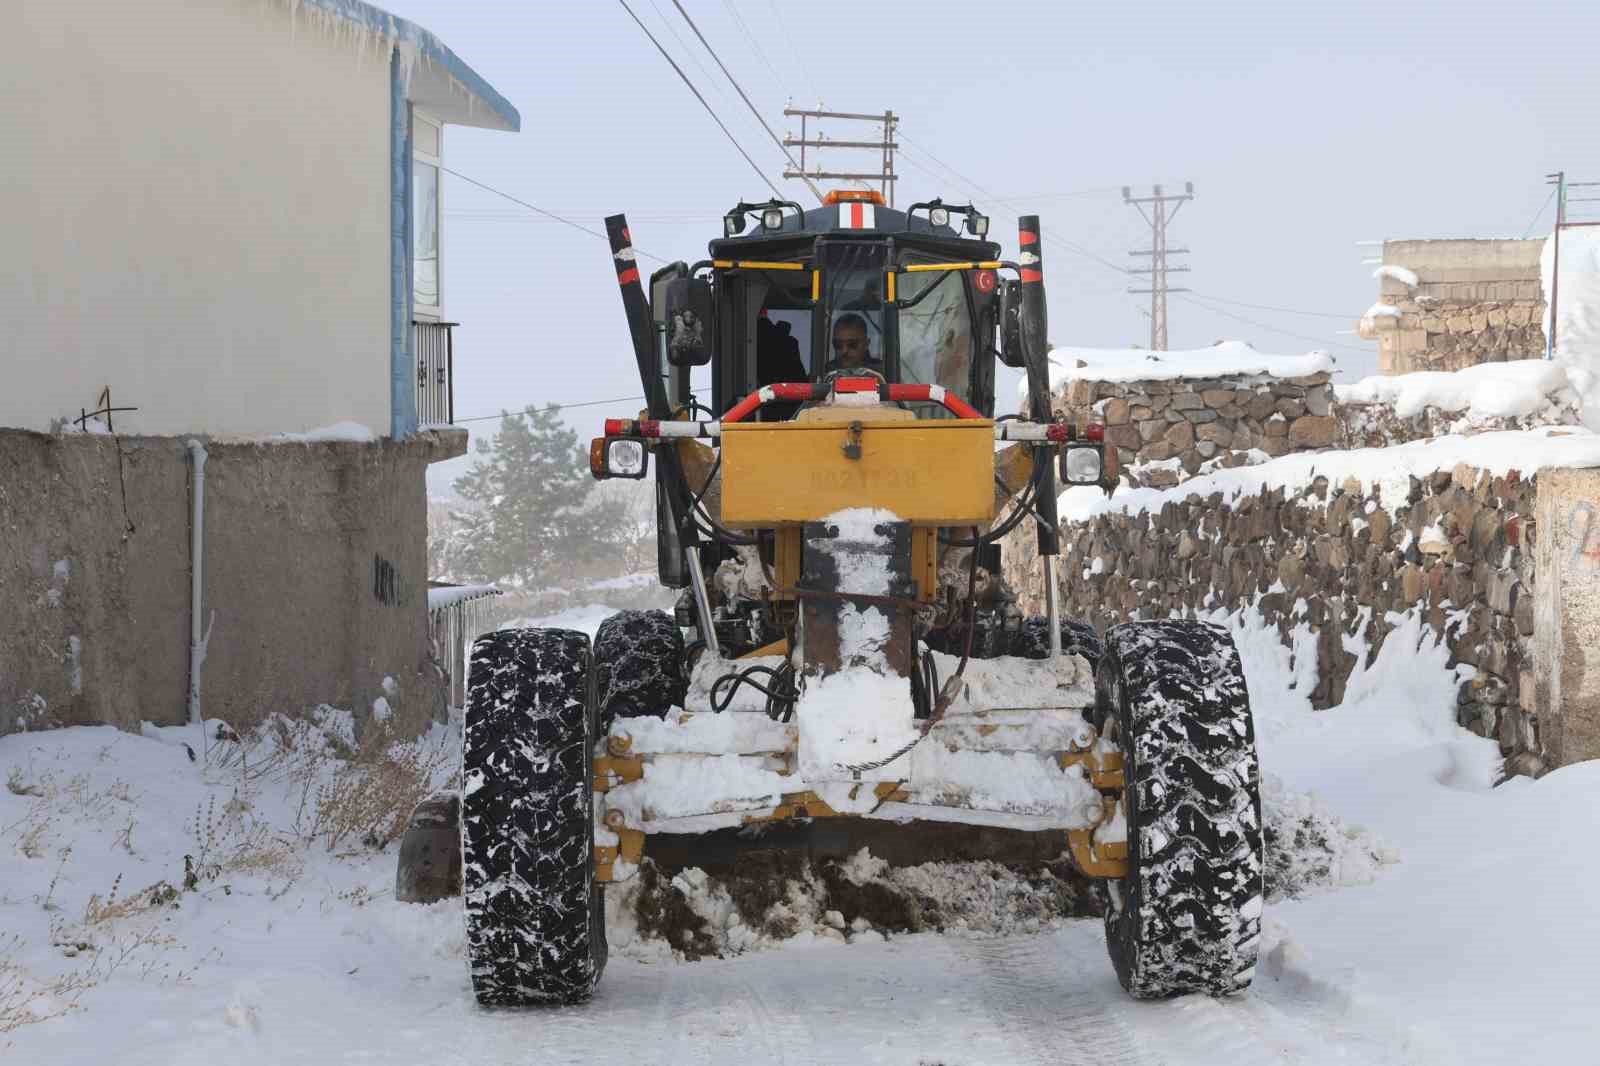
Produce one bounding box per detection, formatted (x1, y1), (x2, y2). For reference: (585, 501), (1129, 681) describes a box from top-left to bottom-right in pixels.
(898, 267), (974, 406)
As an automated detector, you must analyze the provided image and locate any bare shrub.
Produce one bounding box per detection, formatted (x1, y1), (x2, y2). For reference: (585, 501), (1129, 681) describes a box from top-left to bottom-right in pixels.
(296, 729), (457, 852)
(0, 934), (93, 1036)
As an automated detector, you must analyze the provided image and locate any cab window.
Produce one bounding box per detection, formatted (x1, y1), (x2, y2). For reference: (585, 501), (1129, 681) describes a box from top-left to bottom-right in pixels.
(898, 267), (975, 417)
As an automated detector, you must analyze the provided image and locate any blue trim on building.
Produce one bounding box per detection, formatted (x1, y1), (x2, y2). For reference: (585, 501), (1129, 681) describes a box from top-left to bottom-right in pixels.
(301, 0), (520, 132)
(390, 47), (417, 440)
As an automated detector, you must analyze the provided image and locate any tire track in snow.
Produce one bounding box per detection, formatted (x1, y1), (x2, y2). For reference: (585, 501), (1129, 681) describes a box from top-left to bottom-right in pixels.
(943, 931), (1161, 1066)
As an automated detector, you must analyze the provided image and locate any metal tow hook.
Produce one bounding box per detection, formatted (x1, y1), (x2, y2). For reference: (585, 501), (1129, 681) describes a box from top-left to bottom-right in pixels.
(842, 420), (863, 461)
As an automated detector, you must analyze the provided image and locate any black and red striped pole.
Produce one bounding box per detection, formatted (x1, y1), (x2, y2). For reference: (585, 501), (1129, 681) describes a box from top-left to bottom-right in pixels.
(606, 214), (704, 604)
(1018, 215), (1060, 560)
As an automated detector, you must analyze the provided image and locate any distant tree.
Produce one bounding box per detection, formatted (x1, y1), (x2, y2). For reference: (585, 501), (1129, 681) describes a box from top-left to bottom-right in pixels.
(446, 406), (621, 588)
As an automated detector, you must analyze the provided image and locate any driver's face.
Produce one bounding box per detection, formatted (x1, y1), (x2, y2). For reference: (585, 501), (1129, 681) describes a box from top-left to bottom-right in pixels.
(832, 325), (870, 366)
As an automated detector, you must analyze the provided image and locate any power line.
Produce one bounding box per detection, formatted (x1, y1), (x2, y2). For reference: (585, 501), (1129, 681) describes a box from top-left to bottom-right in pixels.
(441, 165), (668, 263)
(669, 0), (822, 202)
(721, 0), (792, 101)
(1522, 185), (1559, 239)
(617, 0), (784, 199)
(646, 0), (740, 113)
(454, 395), (648, 425)
(898, 133), (1367, 336)
(1182, 293), (1351, 319)
(763, 0), (820, 104)
(897, 134), (1132, 276)
(1177, 293), (1374, 354)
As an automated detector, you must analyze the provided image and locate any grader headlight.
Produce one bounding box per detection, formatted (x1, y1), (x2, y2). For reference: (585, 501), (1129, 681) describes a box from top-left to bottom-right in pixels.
(1061, 445), (1104, 485)
(590, 437), (649, 480)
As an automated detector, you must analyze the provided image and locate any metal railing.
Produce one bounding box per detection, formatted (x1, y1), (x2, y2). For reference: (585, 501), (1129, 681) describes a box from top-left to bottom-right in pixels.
(415, 320), (457, 425)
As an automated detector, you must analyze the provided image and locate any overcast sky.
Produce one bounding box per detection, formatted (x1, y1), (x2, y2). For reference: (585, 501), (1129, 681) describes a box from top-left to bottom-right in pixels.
(384, 0), (1599, 494)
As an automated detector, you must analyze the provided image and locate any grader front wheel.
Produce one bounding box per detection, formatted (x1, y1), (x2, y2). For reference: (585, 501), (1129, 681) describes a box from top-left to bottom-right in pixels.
(1095, 620), (1264, 999)
(461, 628), (607, 1006)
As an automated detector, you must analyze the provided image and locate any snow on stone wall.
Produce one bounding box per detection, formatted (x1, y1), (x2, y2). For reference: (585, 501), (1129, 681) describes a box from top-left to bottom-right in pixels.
(1038, 345), (1339, 491)
(1336, 361), (1581, 447)
(1003, 431), (1600, 778)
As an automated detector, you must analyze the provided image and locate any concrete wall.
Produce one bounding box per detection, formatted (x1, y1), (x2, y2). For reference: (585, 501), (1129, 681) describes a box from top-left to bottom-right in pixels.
(1, 0), (392, 437)
(1534, 467), (1600, 766)
(1358, 239), (1546, 374)
(0, 428), (466, 739)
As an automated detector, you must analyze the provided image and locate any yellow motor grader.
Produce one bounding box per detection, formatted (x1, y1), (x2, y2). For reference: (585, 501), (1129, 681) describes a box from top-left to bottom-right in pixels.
(399, 191), (1263, 1007)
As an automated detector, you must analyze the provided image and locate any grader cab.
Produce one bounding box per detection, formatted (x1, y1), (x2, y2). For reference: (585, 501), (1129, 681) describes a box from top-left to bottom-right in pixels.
(403, 190), (1264, 1008)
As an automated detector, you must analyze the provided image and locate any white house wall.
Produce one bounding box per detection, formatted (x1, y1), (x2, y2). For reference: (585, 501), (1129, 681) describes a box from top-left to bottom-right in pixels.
(2, 0), (394, 437)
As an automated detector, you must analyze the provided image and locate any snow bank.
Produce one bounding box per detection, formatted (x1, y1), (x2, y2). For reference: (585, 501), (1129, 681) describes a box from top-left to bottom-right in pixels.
(1025, 340), (1334, 401)
(1059, 426), (1600, 523)
(1335, 359), (1575, 420)
(1542, 227), (1600, 432)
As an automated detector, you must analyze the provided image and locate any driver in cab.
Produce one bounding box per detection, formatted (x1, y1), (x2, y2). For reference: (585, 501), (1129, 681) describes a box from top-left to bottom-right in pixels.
(829, 313), (883, 374)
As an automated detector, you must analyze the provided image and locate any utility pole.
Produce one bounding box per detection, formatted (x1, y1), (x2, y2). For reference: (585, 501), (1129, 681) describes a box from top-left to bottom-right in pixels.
(1547, 171), (1565, 360)
(782, 108), (898, 206)
(1123, 183), (1194, 351)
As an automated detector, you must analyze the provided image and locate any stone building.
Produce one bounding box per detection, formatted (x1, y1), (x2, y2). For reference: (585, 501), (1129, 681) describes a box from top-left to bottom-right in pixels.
(1357, 239), (1546, 373)
(1, 0), (519, 739)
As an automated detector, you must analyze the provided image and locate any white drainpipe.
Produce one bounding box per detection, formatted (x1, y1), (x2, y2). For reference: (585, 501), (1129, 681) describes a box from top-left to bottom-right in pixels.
(186, 440), (212, 728)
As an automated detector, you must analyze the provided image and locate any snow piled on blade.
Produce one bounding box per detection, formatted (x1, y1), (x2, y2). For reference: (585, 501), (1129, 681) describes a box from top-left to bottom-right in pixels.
(1023, 340), (1334, 400)
(1335, 359), (1575, 420)
(796, 508), (920, 783)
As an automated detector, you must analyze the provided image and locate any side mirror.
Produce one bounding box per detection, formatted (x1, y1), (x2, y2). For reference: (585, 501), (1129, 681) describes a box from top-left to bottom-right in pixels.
(997, 279), (1025, 368)
(664, 277), (713, 367)
(589, 437), (650, 480)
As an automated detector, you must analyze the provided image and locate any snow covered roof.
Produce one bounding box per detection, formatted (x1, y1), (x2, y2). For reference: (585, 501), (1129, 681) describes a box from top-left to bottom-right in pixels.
(298, 0), (520, 132)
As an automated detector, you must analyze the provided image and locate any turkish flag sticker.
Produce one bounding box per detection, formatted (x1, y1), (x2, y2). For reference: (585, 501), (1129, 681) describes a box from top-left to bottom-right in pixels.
(974, 269), (997, 294)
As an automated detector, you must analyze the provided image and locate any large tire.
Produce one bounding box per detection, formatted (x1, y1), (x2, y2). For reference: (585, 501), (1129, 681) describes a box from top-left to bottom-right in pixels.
(1011, 615), (1103, 671)
(461, 628), (606, 1006)
(593, 609), (687, 733)
(1095, 620), (1263, 999)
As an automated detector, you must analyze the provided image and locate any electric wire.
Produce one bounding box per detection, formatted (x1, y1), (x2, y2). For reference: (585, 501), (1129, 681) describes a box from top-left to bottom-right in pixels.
(1522, 186), (1559, 239)
(452, 396), (646, 425)
(617, 0), (785, 199)
(1181, 294), (1351, 319)
(763, 0), (820, 104)
(440, 166), (668, 263)
(896, 132), (1370, 339)
(720, 0), (793, 103)
(670, 0), (823, 202)
(1176, 294), (1374, 353)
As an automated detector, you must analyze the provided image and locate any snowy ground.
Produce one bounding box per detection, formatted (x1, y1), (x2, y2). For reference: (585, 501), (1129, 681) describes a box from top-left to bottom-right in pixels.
(3, 607), (1597, 1064)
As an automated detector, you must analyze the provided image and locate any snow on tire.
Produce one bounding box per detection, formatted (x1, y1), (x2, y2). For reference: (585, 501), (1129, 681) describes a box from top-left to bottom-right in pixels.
(461, 627), (606, 1006)
(593, 609), (687, 733)
(1095, 619), (1263, 999)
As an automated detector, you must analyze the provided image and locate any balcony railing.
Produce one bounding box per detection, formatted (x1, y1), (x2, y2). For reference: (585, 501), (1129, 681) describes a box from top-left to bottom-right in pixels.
(415, 319), (457, 426)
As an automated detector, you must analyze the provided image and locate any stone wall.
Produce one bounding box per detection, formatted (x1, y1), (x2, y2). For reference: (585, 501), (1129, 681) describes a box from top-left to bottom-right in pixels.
(1053, 370), (1339, 489)
(1005, 462), (1546, 777)
(1357, 239), (1546, 374)
(0, 428), (465, 740)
